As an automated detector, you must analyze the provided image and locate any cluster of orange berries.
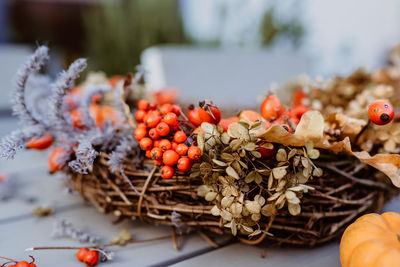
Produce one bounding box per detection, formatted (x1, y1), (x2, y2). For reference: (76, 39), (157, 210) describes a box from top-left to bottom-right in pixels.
(259, 91), (309, 133)
(134, 100), (202, 179)
(0, 256), (36, 267)
(76, 248), (99, 266)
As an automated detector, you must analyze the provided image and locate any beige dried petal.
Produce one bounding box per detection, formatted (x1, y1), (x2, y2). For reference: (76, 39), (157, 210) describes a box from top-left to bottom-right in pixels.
(313, 167), (323, 177)
(288, 149), (297, 159)
(288, 202), (301, 215)
(285, 190), (297, 200)
(251, 150), (262, 158)
(231, 220), (237, 236)
(261, 204), (277, 217)
(272, 166), (288, 179)
(255, 195), (265, 206)
(205, 191), (217, 201)
(268, 192), (281, 201)
(226, 166), (240, 179)
(230, 202), (243, 218)
(221, 196), (234, 208)
(220, 209), (233, 221)
(248, 229), (262, 237)
(301, 157), (309, 168)
(276, 148), (287, 162)
(201, 122), (215, 135)
(251, 213), (261, 222)
(288, 196), (300, 204)
(308, 149), (320, 159)
(268, 172), (274, 190)
(276, 193), (286, 206)
(245, 200), (261, 214)
(244, 142), (256, 151)
(294, 156), (300, 166)
(241, 225), (254, 233)
(197, 185), (211, 197)
(213, 159), (227, 167)
(211, 205), (221, 216)
(221, 132), (230, 144)
(230, 139), (242, 151)
(276, 179), (287, 192)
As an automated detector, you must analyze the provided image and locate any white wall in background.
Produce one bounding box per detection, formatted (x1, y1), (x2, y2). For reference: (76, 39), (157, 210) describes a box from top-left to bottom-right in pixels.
(181, 0), (400, 76)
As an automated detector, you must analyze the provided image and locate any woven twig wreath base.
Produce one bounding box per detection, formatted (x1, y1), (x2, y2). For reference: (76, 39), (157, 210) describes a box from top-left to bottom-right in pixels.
(70, 152), (395, 247)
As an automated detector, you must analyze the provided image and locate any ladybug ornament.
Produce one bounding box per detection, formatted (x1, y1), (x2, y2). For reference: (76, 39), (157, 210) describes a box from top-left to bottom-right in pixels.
(368, 100), (394, 125)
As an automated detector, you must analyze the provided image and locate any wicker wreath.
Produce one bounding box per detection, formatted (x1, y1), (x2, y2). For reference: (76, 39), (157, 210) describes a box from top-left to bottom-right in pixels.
(71, 152), (394, 247)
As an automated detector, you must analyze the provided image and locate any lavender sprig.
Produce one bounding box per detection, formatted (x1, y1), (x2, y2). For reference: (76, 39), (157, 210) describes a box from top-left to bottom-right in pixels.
(68, 138), (99, 174)
(48, 58), (87, 134)
(79, 85), (111, 128)
(108, 135), (139, 193)
(12, 46), (49, 126)
(0, 125), (44, 159)
(51, 218), (100, 244)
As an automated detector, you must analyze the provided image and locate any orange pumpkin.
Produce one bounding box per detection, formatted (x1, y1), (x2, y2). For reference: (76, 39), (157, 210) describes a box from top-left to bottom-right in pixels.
(340, 212), (400, 267)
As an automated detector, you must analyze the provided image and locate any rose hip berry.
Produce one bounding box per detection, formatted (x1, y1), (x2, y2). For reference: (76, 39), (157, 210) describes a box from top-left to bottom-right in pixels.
(368, 99), (394, 125)
(163, 150), (180, 166)
(188, 146), (202, 160)
(160, 165), (174, 179)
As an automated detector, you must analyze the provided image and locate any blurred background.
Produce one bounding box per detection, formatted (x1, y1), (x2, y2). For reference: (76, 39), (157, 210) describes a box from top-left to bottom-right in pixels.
(1, 0), (400, 108)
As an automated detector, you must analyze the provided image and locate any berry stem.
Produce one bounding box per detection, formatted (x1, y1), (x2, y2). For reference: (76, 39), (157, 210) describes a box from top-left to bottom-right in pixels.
(0, 256), (17, 263)
(26, 234), (174, 251)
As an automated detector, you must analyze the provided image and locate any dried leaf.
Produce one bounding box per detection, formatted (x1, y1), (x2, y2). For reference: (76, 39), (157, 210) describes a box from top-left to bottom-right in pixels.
(221, 132), (230, 144)
(276, 148), (287, 162)
(211, 205), (221, 216)
(197, 185), (211, 197)
(272, 166), (287, 179)
(205, 191), (217, 201)
(288, 202), (301, 216)
(226, 166), (240, 179)
(212, 159), (227, 167)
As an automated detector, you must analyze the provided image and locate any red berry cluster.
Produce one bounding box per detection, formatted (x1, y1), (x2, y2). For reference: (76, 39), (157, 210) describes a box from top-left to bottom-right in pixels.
(0, 256), (36, 267)
(134, 100), (202, 179)
(77, 248), (98, 266)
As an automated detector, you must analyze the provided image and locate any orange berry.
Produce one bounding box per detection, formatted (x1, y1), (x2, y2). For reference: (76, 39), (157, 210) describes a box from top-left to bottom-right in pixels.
(188, 146), (202, 160)
(26, 133), (53, 150)
(163, 112), (178, 126)
(188, 105), (202, 126)
(160, 103), (173, 115)
(171, 123), (180, 131)
(171, 141), (178, 150)
(174, 131), (187, 143)
(163, 150), (179, 166)
(260, 94), (283, 120)
(198, 102), (221, 124)
(177, 157), (192, 172)
(83, 250), (98, 267)
(48, 147), (68, 173)
(368, 100), (394, 125)
(156, 122), (170, 137)
(149, 128), (160, 140)
(145, 113), (161, 128)
(175, 143), (188, 156)
(70, 109), (85, 129)
(160, 165), (174, 179)
(77, 248), (89, 262)
(109, 74), (123, 88)
(139, 137), (153, 150)
(151, 147), (163, 160)
(159, 139), (171, 151)
(134, 127), (147, 141)
(138, 99), (149, 110)
(145, 150), (152, 159)
(135, 110), (147, 122)
(15, 261), (29, 267)
(153, 139), (161, 148)
(149, 102), (159, 110)
(137, 122), (147, 129)
(172, 104), (182, 115)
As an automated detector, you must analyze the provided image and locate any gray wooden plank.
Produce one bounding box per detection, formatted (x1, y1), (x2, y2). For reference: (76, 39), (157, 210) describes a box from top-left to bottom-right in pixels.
(0, 204), (215, 266)
(172, 194), (400, 267)
(0, 156), (81, 221)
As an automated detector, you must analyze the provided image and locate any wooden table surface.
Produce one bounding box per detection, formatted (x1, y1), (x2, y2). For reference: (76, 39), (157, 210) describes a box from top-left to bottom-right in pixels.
(1, 118), (400, 267)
